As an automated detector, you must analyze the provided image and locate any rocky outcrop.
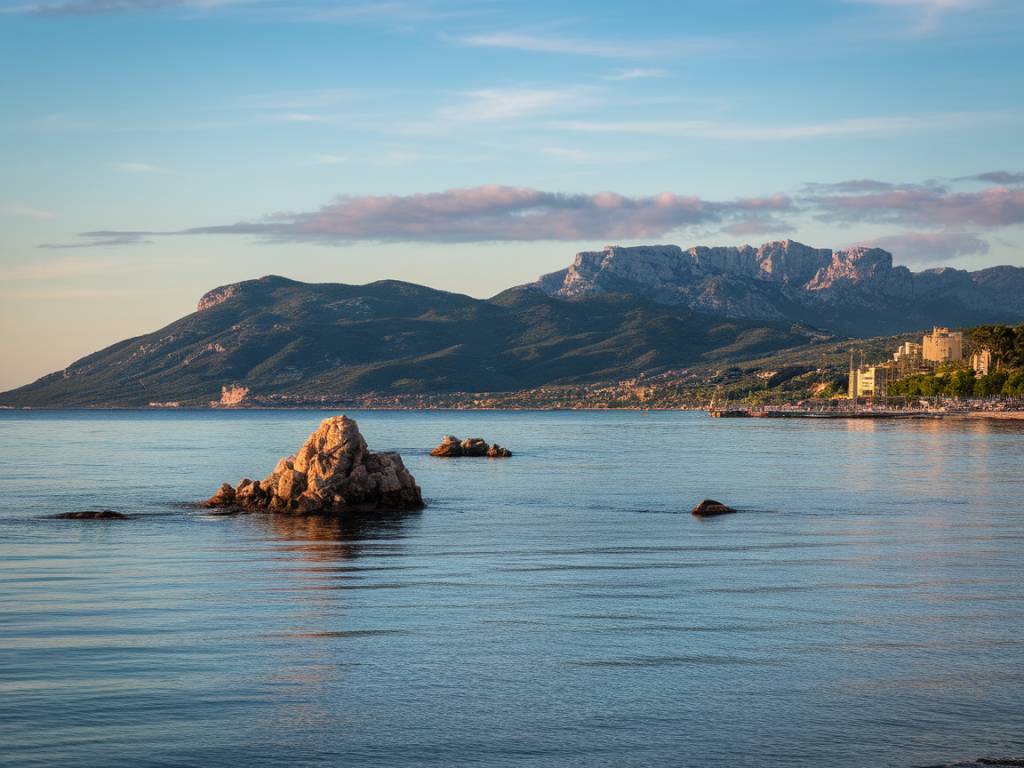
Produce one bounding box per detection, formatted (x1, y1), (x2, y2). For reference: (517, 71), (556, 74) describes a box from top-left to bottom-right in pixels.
(430, 435), (512, 458)
(197, 283), (241, 311)
(53, 510), (129, 520)
(535, 239), (1024, 336)
(691, 499), (736, 517)
(205, 415), (423, 513)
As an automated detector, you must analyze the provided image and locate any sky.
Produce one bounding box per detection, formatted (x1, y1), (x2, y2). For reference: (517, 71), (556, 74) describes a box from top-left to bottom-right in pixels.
(1, 0), (1023, 390)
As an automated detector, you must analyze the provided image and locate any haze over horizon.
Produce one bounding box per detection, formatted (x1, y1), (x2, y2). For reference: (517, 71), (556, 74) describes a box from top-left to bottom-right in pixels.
(2, 0), (1023, 390)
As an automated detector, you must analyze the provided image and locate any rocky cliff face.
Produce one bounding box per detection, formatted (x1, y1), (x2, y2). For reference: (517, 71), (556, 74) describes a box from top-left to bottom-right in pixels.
(536, 240), (1024, 334)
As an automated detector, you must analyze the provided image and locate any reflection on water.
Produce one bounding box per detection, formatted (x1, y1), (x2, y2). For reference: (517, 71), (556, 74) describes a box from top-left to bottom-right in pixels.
(248, 509), (421, 563)
(0, 410), (1023, 768)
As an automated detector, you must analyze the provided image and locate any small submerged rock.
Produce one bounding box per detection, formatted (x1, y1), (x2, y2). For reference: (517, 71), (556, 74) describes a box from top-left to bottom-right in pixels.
(691, 499), (736, 517)
(53, 510), (130, 520)
(430, 435), (512, 458)
(205, 415), (423, 514)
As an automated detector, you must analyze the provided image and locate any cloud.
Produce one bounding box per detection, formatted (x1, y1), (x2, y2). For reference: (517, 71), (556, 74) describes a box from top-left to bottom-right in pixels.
(805, 183), (1024, 228)
(39, 232), (152, 249)
(802, 179), (900, 194)
(459, 32), (721, 59)
(300, 1), (475, 24)
(268, 112), (328, 123)
(1, 203), (58, 220)
(604, 68), (667, 81)
(958, 170), (1024, 185)
(17, 0), (244, 15)
(558, 111), (1005, 141)
(440, 88), (585, 122)
(46, 171), (1024, 250)
(849, 232), (990, 262)
(846, 0), (989, 36)
(116, 161), (166, 173)
(53, 185), (794, 245)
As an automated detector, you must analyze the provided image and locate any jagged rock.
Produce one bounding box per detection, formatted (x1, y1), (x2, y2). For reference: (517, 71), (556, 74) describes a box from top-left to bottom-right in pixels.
(429, 435), (463, 457)
(205, 416), (423, 513)
(53, 510), (129, 520)
(208, 483), (236, 507)
(691, 499), (736, 517)
(429, 435), (512, 458)
(459, 437), (489, 457)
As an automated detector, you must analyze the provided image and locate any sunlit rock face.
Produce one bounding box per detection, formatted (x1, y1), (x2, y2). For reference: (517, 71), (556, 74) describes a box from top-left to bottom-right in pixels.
(534, 239), (1024, 333)
(205, 415), (423, 513)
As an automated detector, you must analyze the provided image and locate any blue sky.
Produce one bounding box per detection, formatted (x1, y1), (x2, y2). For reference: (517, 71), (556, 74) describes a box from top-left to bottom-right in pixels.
(1, 0), (1023, 389)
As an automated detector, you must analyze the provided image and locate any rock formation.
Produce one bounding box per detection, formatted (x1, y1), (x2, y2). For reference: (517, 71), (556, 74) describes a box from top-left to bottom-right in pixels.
(691, 499), (736, 517)
(53, 510), (129, 520)
(430, 435), (512, 458)
(205, 415), (423, 513)
(535, 240), (1024, 336)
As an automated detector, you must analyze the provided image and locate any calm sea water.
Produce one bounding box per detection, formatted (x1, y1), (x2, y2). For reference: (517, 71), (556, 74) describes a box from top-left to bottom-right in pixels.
(1, 410), (1023, 768)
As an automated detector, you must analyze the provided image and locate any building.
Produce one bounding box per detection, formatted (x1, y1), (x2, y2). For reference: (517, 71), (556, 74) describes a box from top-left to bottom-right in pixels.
(922, 327), (963, 363)
(848, 364), (890, 398)
(971, 348), (993, 376)
(893, 341), (922, 364)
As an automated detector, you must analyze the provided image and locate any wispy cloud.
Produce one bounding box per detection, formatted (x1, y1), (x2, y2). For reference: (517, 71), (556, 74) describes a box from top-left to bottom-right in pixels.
(1, 203), (58, 220)
(440, 88), (588, 122)
(805, 181), (1024, 228)
(604, 68), (667, 81)
(459, 32), (722, 59)
(267, 112), (329, 123)
(50, 185), (794, 245)
(232, 89), (352, 111)
(116, 161), (166, 173)
(14, 0), (247, 15)
(957, 170), (1024, 184)
(45, 172), (1024, 249)
(846, 0), (990, 36)
(849, 231), (990, 262)
(558, 111), (1008, 141)
(39, 232), (152, 249)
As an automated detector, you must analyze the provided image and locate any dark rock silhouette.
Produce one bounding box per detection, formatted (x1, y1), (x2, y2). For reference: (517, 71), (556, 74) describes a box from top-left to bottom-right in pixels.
(53, 510), (129, 520)
(691, 499), (736, 517)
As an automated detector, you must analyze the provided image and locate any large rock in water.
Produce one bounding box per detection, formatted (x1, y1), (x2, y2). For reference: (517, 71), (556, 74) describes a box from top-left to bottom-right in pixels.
(205, 416), (423, 513)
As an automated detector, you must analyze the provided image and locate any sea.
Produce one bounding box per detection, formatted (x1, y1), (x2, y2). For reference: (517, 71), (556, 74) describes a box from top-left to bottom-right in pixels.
(1, 409), (1022, 768)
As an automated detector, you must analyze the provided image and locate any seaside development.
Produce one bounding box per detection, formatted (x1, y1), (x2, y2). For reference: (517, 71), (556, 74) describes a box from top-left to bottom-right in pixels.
(709, 323), (1024, 419)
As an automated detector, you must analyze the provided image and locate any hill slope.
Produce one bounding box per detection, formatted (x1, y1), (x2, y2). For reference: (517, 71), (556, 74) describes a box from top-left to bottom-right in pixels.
(0, 275), (821, 407)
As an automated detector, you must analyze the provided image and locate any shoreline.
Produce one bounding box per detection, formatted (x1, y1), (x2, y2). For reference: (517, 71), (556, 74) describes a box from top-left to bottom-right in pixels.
(3, 404), (1024, 420)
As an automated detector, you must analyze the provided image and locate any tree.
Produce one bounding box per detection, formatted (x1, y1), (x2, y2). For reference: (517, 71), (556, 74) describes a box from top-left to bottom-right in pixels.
(944, 369), (975, 398)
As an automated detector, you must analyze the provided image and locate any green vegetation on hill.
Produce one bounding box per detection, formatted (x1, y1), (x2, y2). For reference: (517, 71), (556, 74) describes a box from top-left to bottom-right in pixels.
(0, 276), (822, 408)
(969, 324), (1024, 369)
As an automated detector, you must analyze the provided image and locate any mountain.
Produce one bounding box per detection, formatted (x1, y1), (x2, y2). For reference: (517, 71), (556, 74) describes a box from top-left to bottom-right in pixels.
(5, 240), (1023, 408)
(535, 240), (1024, 336)
(0, 275), (820, 407)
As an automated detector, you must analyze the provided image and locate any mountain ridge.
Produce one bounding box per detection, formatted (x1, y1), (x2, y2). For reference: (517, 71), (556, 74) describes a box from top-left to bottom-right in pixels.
(3, 240), (1023, 407)
(534, 239), (1024, 335)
